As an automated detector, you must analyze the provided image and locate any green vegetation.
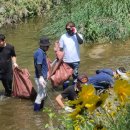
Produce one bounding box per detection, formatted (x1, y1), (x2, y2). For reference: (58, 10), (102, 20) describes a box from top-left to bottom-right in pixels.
(0, 0), (54, 28)
(1, 0), (130, 43)
(41, 0), (130, 43)
(44, 80), (130, 130)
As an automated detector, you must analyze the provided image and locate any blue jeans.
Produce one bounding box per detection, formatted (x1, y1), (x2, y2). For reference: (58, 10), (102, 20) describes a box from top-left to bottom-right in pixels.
(67, 62), (80, 80)
(63, 62), (80, 90)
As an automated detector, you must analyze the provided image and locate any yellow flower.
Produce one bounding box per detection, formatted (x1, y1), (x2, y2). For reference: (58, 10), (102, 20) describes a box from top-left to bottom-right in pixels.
(114, 80), (130, 103)
(69, 85), (96, 118)
(78, 84), (96, 102)
(69, 104), (83, 119)
(85, 95), (100, 112)
(74, 125), (81, 130)
(85, 93), (108, 112)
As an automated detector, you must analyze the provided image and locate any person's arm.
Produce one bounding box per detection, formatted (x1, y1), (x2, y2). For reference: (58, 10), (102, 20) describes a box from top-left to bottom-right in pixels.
(55, 94), (65, 108)
(12, 56), (18, 67)
(56, 87), (70, 108)
(72, 27), (83, 44)
(76, 33), (83, 44)
(50, 59), (62, 76)
(11, 45), (18, 67)
(55, 94), (74, 112)
(36, 64), (42, 77)
(36, 63), (46, 87)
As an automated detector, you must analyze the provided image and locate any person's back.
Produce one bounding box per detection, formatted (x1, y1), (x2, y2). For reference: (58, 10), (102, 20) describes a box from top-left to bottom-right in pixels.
(88, 69), (114, 89)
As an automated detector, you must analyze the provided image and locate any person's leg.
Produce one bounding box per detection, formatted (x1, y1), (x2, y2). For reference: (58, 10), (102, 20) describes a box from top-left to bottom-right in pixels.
(71, 62), (80, 81)
(1, 76), (12, 97)
(34, 78), (46, 111)
(68, 62), (80, 85)
(63, 62), (80, 89)
(63, 80), (70, 90)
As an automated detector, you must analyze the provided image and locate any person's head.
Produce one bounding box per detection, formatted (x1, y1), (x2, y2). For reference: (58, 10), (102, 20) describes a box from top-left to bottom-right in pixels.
(0, 34), (6, 47)
(76, 73), (88, 90)
(39, 36), (50, 51)
(65, 21), (75, 36)
(114, 67), (129, 80)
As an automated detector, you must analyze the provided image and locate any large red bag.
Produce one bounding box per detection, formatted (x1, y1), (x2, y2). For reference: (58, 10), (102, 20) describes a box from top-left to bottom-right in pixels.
(48, 42), (73, 87)
(50, 62), (73, 86)
(13, 67), (36, 99)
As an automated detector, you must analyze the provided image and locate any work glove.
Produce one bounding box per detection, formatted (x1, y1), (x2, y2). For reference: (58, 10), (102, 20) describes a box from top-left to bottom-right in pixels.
(72, 27), (77, 34)
(13, 62), (18, 68)
(39, 76), (47, 88)
(64, 106), (74, 113)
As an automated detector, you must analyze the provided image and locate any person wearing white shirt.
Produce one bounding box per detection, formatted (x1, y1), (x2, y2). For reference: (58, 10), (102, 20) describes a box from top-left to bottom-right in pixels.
(59, 21), (83, 89)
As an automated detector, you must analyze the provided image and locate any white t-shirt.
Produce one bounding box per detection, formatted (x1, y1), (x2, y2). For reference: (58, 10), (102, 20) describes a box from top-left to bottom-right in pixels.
(59, 33), (83, 63)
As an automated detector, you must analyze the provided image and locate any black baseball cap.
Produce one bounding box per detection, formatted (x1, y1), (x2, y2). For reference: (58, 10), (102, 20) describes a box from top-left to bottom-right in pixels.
(39, 36), (50, 46)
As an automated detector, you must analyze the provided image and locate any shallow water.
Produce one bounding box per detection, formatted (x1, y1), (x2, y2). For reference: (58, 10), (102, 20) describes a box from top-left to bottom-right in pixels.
(0, 17), (130, 130)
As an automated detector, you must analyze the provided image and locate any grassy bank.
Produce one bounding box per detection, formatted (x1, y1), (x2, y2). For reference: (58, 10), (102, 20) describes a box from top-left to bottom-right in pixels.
(44, 80), (130, 130)
(41, 0), (130, 43)
(0, 0), (56, 28)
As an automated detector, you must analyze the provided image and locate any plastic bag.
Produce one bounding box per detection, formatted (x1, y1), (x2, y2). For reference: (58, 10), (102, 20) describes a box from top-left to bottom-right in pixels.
(13, 67), (36, 99)
(50, 61), (73, 86)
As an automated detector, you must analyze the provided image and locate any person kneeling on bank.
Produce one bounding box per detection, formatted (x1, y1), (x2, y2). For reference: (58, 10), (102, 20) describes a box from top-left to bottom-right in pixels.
(55, 74), (88, 112)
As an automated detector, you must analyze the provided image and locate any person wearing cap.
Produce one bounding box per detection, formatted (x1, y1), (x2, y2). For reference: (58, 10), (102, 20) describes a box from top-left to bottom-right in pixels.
(55, 74), (88, 112)
(115, 67), (129, 80)
(33, 36), (50, 111)
(59, 21), (83, 89)
(0, 34), (18, 97)
(88, 67), (129, 90)
(88, 68), (115, 90)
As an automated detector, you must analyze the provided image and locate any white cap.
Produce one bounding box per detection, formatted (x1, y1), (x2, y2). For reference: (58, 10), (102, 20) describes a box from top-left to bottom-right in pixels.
(116, 69), (129, 80)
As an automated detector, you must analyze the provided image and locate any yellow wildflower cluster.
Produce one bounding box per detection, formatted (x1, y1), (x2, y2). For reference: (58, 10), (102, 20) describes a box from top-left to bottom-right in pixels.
(69, 85), (108, 118)
(67, 80), (130, 130)
(114, 80), (130, 104)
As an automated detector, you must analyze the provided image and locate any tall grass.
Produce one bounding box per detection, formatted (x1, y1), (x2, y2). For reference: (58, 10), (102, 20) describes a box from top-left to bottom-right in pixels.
(41, 0), (130, 43)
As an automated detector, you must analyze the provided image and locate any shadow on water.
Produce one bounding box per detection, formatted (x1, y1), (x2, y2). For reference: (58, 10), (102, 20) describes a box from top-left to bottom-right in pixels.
(0, 16), (130, 130)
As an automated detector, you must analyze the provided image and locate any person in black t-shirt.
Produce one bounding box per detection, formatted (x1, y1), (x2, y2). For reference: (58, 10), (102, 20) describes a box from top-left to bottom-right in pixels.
(0, 34), (18, 96)
(55, 74), (88, 112)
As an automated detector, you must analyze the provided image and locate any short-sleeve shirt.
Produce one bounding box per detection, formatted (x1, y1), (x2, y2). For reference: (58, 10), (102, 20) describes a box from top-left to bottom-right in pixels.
(61, 85), (77, 100)
(0, 43), (16, 74)
(34, 48), (48, 79)
(59, 33), (83, 63)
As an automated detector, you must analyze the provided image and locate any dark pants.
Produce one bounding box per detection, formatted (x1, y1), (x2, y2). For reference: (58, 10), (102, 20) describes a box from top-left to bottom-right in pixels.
(0, 73), (13, 96)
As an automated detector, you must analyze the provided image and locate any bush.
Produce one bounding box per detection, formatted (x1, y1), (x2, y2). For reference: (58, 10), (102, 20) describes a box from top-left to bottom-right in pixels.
(40, 0), (130, 43)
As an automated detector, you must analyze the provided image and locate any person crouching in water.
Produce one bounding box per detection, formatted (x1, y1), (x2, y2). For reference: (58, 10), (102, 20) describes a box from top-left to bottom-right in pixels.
(55, 74), (88, 112)
(33, 36), (50, 112)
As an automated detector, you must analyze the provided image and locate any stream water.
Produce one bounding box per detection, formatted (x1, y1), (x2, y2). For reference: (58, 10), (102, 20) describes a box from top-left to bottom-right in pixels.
(0, 17), (130, 130)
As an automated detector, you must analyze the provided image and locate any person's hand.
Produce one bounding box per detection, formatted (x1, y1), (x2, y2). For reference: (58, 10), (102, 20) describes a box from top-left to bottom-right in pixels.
(72, 27), (77, 33)
(39, 76), (47, 88)
(64, 106), (74, 113)
(13, 62), (18, 68)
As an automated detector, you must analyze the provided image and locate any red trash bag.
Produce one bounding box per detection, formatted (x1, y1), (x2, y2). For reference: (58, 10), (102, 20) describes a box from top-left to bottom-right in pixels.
(50, 62), (73, 87)
(47, 41), (73, 87)
(13, 67), (36, 99)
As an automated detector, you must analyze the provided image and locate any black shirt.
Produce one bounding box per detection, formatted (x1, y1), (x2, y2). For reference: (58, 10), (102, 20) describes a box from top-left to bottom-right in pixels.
(0, 43), (16, 74)
(61, 85), (78, 100)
